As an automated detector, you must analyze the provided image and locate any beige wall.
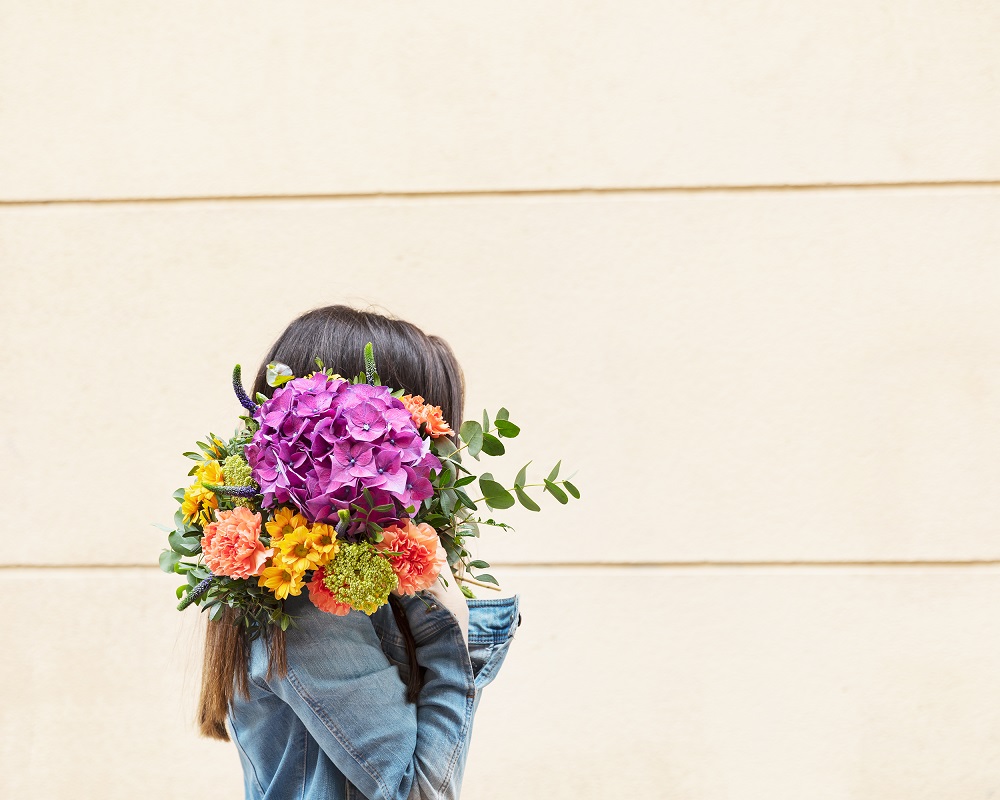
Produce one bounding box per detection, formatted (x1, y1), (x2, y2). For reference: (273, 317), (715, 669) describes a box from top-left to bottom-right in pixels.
(2, 3), (999, 798)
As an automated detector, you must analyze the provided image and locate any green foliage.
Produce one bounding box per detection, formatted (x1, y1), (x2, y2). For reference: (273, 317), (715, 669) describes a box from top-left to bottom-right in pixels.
(515, 486), (541, 511)
(460, 420), (484, 458)
(159, 550), (181, 573)
(543, 479), (569, 504)
(479, 476), (515, 510)
(480, 433), (505, 456)
(495, 419), (520, 438)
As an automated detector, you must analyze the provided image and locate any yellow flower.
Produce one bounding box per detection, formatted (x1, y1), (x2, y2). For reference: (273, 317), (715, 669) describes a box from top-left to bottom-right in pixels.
(274, 526), (324, 572)
(181, 484), (217, 525)
(258, 564), (306, 600)
(308, 523), (340, 567)
(181, 460), (225, 525)
(265, 507), (308, 542)
(195, 460), (224, 486)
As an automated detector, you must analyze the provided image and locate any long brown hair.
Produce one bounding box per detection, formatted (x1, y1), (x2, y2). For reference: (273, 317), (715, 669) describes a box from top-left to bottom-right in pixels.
(198, 305), (465, 740)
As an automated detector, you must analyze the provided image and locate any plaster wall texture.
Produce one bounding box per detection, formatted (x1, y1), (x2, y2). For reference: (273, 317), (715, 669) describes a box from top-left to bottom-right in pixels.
(1, 2), (998, 798)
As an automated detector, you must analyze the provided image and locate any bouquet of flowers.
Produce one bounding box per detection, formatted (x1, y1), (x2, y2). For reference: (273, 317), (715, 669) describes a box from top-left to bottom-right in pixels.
(159, 343), (579, 635)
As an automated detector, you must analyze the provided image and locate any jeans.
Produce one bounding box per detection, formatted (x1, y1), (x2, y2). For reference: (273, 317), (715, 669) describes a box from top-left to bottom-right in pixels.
(228, 591), (521, 800)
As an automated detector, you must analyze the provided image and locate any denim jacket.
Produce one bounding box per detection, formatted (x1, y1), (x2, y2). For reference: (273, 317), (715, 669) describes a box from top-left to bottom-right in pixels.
(227, 591), (521, 800)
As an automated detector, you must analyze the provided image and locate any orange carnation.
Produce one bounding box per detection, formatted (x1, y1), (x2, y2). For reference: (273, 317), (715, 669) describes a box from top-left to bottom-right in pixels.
(201, 507), (272, 579)
(376, 518), (448, 595)
(400, 394), (453, 439)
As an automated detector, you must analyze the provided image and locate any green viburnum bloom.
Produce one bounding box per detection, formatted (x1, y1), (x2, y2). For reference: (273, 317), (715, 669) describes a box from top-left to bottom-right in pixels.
(223, 454), (256, 507)
(323, 542), (398, 615)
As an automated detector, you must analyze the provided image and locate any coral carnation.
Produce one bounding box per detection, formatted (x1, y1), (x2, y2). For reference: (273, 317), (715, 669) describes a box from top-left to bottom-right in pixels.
(201, 507), (272, 579)
(400, 394), (453, 439)
(307, 567), (352, 616)
(376, 519), (448, 595)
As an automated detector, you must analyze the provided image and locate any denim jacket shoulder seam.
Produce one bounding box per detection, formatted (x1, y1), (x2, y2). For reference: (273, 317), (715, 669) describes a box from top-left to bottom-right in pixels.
(283, 663), (391, 799)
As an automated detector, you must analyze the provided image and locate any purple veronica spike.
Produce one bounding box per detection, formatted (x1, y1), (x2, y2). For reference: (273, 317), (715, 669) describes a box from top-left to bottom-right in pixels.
(202, 483), (258, 498)
(232, 365), (258, 413)
(177, 574), (214, 611)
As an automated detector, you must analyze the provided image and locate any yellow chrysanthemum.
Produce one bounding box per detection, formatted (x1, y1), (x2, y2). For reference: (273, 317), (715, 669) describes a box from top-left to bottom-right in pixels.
(274, 525), (324, 572)
(308, 523), (340, 567)
(181, 460), (225, 525)
(195, 460), (225, 486)
(181, 484), (217, 526)
(265, 507), (308, 542)
(258, 564), (306, 600)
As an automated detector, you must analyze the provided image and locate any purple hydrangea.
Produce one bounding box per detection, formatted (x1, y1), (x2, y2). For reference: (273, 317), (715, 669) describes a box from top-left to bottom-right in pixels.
(245, 374), (441, 528)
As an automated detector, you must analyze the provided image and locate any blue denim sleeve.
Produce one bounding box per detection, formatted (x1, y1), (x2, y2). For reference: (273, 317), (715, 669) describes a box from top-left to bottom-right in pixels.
(261, 591), (495, 800)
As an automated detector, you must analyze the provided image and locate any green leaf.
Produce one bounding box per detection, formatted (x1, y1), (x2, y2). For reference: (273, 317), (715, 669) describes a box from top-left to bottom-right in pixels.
(208, 603), (225, 622)
(479, 477), (515, 510)
(460, 584), (476, 599)
(168, 529), (201, 556)
(181, 452), (202, 462)
(453, 474), (476, 488)
(468, 559), (490, 569)
(515, 486), (541, 511)
(547, 460), (561, 482)
(480, 433), (505, 456)
(496, 407), (510, 421)
(440, 489), (457, 517)
(455, 488), (478, 511)
(460, 420), (484, 458)
(159, 550), (181, 573)
(433, 435), (458, 458)
(473, 573), (499, 586)
(543, 479), (569, 504)
(482, 409), (490, 432)
(563, 480), (581, 499)
(495, 419), (520, 438)
(176, 583), (189, 600)
(514, 461), (531, 488)
(390, 387), (405, 398)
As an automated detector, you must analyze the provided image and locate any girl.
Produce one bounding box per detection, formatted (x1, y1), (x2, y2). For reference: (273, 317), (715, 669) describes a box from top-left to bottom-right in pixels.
(197, 305), (521, 799)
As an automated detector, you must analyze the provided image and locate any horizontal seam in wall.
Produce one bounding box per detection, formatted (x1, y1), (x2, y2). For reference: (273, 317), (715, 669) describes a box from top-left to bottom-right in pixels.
(13, 560), (1000, 571)
(1, 178), (999, 207)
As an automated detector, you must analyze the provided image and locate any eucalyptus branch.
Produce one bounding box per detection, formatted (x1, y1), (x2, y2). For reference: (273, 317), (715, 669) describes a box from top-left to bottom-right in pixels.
(455, 574), (502, 592)
(441, 425), (499, 462)
(467, 481), (549, 506)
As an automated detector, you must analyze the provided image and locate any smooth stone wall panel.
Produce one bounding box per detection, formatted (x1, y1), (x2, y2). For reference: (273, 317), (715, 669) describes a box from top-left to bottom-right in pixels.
(3, 567), (999, 799)
(1, 2), (998, 200)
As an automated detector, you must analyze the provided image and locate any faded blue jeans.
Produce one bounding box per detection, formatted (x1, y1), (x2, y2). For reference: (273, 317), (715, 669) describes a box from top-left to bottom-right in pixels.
(227, 591), (521, 799)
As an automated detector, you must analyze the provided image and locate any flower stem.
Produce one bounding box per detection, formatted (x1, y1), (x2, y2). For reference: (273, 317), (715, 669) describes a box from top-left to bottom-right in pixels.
(441, 425), (499, 462)
(467, 482), (547, 506)
(455, 574), (502, 592)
